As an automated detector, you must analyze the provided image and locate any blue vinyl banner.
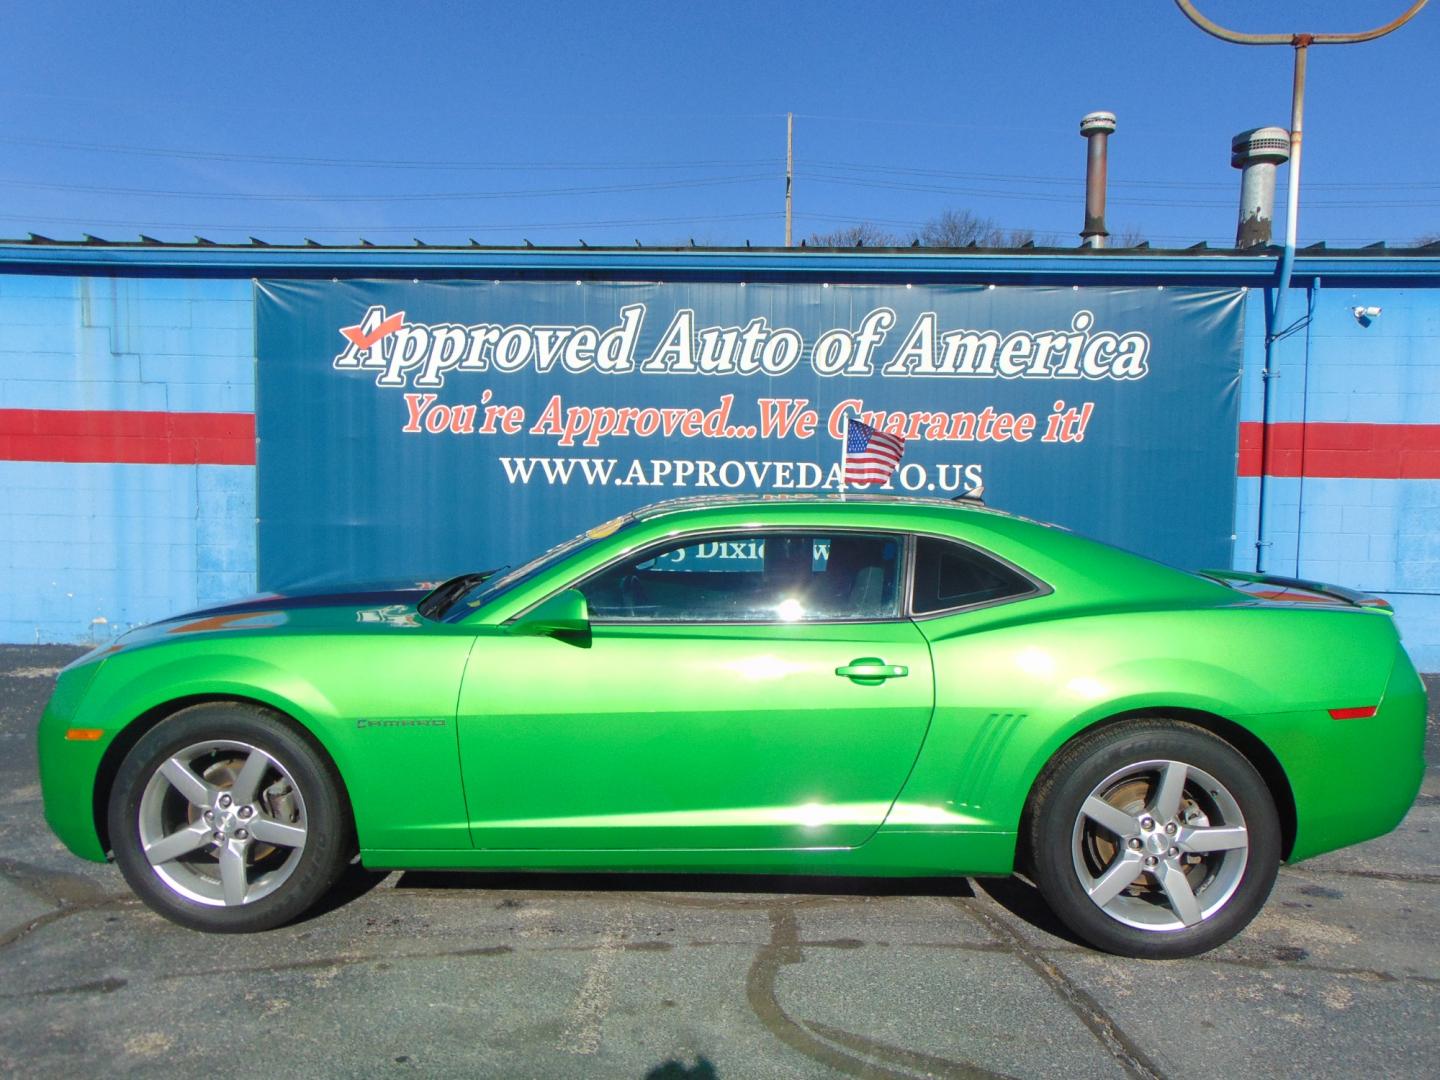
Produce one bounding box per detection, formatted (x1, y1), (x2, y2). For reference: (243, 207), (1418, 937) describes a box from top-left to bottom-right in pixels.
(255, 279), (1243, 591)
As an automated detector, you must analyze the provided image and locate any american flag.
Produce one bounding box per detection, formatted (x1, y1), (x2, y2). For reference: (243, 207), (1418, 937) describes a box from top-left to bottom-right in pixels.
(843, 415), (905, 486)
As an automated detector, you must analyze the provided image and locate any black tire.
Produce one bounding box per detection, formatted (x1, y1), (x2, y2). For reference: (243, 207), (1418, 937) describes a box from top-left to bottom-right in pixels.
(108, 702), (353, 933)
(1025, 719), (1280, 959)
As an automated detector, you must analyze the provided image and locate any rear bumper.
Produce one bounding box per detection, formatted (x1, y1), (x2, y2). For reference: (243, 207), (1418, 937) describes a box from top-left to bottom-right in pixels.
(1285, 648), (1427, 863)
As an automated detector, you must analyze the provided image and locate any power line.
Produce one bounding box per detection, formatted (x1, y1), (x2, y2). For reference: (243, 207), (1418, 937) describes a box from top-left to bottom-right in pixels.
(0, 88), (787, 125)
(790, 112), (1074, 137)
(0, 173), (776, 203)
(4, 131), (1434, 196)
(7, 168), (1417, 211)
(803, 173), (1440, 210)
(5, 204), (1414, 248)
(0, 210), (782, 233)
(792, 213), (1413, 247)
(808, 159), (1440, 191)
(0, 133), (782, 172)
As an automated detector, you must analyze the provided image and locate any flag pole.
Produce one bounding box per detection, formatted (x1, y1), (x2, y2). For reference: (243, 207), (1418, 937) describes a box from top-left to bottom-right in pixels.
(837, 408), (858, 501)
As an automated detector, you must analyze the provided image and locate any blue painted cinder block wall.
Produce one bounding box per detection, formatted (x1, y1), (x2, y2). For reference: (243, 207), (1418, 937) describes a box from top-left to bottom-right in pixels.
(2, 251), (1439, 670)
(0, 274), (256, 643)
(1233, 284), (1440, 670)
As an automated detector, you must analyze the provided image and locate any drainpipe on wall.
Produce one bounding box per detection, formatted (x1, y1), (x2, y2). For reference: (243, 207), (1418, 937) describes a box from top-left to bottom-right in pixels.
(1292, 278), (1321, 577)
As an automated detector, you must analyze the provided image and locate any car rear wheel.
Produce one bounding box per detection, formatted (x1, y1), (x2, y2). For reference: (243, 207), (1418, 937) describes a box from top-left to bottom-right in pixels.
(1026, 719), (1280, 958)
(108, 703), (352, 932)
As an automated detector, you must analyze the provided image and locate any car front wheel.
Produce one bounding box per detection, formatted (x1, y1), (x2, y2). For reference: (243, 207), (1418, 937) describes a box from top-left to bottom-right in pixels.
(1026, 719), (1281, 958)
(108, 702), (352, 932)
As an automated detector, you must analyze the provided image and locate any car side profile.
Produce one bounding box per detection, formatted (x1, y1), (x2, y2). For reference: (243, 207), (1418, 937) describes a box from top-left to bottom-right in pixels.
(38, 495), (1426, 957)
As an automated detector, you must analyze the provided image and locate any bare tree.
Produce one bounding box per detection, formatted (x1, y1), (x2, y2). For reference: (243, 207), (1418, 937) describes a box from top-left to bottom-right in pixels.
(913, 209), (992, 247)
(807, 211), (1059, 250)
(1110, 225), (1147, 248)
(805, 222), (903, 247)
(910, 209), (1035, 249)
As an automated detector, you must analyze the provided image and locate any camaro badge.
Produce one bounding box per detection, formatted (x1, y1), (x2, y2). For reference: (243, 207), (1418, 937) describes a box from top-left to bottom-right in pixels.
(355, 604), (419, 627)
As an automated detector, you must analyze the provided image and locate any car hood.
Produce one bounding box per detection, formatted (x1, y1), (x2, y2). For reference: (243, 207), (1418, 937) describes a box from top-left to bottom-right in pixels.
(109, 581), (438, 650)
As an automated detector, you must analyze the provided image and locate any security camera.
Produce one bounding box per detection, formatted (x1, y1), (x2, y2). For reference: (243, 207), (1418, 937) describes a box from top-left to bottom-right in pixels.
(1352, 305), (1382, 322)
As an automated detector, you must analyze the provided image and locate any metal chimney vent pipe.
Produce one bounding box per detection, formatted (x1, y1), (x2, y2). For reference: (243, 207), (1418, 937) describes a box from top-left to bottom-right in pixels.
(1231, 127), (1291, 249)
(1079, 111), (1116, 248)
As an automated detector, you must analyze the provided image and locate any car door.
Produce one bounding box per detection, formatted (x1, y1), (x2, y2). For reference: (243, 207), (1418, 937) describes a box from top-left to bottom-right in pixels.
(456, 529), (935, 850)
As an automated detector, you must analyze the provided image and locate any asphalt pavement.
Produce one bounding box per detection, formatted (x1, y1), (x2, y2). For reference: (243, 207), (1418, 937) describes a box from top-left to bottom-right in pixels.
(1, 643), (1436, 1079)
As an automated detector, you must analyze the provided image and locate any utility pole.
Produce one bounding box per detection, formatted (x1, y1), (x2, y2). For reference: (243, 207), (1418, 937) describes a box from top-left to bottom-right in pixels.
(785, 112), (794, 248)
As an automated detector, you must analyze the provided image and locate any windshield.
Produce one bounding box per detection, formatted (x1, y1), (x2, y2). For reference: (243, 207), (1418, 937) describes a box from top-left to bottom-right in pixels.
(432, 513), (636, 622)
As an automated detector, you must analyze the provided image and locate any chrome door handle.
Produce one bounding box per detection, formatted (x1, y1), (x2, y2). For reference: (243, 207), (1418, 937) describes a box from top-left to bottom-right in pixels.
(835, 658), (908, 680)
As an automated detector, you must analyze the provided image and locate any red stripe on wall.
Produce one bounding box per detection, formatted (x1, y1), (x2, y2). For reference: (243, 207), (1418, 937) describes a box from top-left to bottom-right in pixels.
(0, 409), (256, 465)
(3, 411), (1435, 478)
(1239, 421), (1440, 479)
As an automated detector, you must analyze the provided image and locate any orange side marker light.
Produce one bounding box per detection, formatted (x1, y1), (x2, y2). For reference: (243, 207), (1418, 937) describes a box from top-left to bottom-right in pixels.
(64, 728), (105, 741)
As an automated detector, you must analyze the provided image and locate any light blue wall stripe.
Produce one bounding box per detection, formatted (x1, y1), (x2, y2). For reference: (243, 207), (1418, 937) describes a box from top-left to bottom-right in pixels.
(2, 269), (1439, 671)
(0, 275), (253, 414)
(0, 461), (256, 643)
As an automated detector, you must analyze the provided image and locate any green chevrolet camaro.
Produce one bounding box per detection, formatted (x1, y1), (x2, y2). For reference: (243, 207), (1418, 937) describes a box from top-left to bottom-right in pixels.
(38, 495), (1426, 957)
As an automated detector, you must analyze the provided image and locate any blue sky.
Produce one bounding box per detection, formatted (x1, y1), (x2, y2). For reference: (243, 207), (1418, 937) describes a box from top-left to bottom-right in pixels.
(2, 1), (1436, 248)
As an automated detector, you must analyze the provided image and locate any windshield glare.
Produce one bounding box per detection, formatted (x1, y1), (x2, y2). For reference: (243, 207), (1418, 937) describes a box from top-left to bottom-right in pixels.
(436, 516), (634, 622)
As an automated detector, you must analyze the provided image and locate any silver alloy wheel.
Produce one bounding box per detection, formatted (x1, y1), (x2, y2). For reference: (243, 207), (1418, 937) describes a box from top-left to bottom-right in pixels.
(1070, 758), (1249, 931)
(137, 739), (308, 907)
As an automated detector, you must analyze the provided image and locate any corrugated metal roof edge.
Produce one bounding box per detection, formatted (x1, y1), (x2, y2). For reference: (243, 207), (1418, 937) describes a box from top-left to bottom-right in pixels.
(2, 239), (1439, 283)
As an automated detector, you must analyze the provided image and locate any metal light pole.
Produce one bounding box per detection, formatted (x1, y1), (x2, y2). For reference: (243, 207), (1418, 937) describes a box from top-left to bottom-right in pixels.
(1174, 0), (1428, 335)
(1173, 0), (1430, 571)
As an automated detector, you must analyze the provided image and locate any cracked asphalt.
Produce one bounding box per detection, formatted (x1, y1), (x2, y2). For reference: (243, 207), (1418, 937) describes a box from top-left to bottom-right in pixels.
(1, 645), (1436, 1079)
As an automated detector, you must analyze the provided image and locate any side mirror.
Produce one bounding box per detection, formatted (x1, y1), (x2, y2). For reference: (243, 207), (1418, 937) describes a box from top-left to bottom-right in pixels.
(511, 589), (590, 636)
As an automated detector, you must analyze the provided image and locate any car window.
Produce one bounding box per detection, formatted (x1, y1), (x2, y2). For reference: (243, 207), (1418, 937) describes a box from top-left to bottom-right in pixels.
(435, 516), (642, 622)
(910, 535), (1036, 615)
(579, 532), (903, 622)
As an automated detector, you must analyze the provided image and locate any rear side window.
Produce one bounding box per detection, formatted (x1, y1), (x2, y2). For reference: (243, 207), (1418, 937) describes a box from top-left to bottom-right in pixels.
(910, 536), (1036, 615)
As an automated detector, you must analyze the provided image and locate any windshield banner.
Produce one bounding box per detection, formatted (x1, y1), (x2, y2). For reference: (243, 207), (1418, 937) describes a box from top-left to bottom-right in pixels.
(256, 279), (1243, 590)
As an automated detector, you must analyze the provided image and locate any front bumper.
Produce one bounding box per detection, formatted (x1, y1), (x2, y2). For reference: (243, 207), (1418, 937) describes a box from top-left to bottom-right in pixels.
(37, 658), (112, 862)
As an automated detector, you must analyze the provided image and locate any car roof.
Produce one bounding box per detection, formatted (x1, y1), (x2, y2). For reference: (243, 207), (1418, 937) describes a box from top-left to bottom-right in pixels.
(630, 492), (1017, 523)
